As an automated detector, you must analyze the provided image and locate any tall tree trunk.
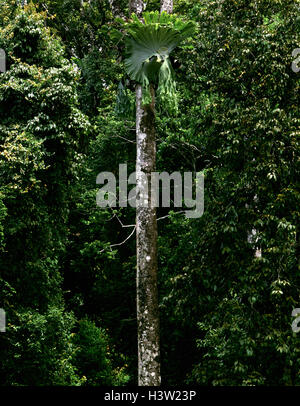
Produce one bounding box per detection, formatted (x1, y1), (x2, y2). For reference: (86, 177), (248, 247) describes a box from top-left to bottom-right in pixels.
(161, 0), (173, 13)
(109, 0), (125, 18)
(129, 0), (161, 386)
(136, 84), (160, 386)
(129, 0), (145, 16)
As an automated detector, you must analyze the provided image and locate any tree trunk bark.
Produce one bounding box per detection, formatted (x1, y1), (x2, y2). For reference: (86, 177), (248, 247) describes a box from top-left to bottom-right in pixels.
(109, 0), (125, 18)
(136, 84), (160, 386)
(129, 0), (161, 386)
(129, 0), (145, 16)
(160, 0), (173, 13)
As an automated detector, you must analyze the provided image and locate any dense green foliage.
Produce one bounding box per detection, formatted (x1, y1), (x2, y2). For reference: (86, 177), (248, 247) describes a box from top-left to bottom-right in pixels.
(0, 0), (299, 386)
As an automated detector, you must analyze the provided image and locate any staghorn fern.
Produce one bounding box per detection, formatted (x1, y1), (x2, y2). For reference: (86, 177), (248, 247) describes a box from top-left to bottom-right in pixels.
(124, 11), (195, 112)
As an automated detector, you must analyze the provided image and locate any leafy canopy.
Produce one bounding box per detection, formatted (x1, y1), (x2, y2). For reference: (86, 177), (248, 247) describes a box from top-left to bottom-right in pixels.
(124, 11), (195, 111)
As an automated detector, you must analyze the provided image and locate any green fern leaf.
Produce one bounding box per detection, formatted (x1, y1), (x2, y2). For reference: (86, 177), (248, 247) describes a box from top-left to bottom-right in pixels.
(124, 11), (196, 112)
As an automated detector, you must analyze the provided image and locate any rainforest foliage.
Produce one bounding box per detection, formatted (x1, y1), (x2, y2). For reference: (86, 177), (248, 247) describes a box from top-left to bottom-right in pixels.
(0, 0), (299, 386)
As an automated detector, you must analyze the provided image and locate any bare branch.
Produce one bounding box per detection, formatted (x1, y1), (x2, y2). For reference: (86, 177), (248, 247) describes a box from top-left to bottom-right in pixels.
(115, 214), (135, 228)
(157, 211), (185, 222)
(100, 226), (136, 253)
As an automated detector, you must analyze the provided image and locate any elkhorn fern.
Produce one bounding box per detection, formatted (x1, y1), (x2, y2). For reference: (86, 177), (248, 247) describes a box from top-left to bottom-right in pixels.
(124, 11), (195, 112)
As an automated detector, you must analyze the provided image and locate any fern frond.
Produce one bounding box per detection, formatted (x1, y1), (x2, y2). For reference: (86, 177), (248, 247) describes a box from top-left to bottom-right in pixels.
(124, 11), (196, 112)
